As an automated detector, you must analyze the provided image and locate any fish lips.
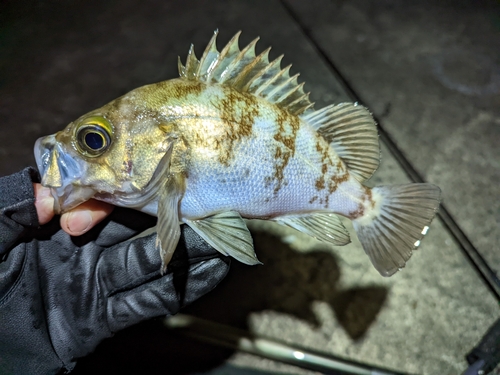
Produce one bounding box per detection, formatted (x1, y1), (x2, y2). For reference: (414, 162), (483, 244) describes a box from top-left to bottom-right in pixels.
(34, 135), (95, 214)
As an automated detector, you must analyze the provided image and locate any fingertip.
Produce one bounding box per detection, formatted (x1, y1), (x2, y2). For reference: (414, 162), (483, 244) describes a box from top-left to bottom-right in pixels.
(61, 200), (114, 236)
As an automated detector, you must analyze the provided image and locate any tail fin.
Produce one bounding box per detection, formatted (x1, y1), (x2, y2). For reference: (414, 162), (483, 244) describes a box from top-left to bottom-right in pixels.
(352, 183), (441, 277)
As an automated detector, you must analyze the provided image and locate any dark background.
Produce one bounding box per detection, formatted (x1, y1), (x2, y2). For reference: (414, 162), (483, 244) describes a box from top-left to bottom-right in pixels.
(1, 1), (499, 374)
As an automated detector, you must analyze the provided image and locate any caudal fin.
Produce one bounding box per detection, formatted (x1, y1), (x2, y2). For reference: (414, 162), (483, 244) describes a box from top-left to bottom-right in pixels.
(352, 183), (441, 277)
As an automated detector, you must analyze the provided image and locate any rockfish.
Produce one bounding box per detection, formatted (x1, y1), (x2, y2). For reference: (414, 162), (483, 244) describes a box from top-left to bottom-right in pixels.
(34, 31), (441, 276)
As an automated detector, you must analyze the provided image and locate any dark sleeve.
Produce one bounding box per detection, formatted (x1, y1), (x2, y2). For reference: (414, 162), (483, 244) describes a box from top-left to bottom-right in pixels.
(0, 169), (65, 374)
(0, 167), (40, 256)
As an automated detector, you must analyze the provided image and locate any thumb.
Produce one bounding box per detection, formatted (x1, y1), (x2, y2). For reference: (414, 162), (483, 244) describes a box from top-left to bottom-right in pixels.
(33, 184), (54, 225)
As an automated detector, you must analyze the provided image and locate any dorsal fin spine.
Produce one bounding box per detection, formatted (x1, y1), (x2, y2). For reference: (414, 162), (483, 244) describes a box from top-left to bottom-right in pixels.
(230, 47), (271, 89)
(276, 83), (305, 107)
(287, 92), (309, 107)
(254, 64), (291, 96)
(244, 55), (283, 92)
(298, 102), (315, 114)
(197, 30), (219, 79)
(277, 85), (300, 104)
(178, 56), (186, 77)
(267, 72), (299, 99)
(221, 37), (259, 85)
(209, 32), (241, 82)
(180, 31), (314, 114)
(272, 74), (301, 102)
(287, 93), (313, 115)
(184, 44), (199, 79)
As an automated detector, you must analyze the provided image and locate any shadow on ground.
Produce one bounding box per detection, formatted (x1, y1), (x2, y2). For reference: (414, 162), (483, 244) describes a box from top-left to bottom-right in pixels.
(73, 227), (388, 375)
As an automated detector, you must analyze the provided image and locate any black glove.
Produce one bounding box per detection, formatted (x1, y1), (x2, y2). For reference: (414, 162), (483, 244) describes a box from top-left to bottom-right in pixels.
(0, 168), (230, 375)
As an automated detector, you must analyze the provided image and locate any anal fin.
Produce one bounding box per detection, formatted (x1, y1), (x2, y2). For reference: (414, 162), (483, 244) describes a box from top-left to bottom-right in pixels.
(274, 213), (351, 246)
(183, 211), (261, 265)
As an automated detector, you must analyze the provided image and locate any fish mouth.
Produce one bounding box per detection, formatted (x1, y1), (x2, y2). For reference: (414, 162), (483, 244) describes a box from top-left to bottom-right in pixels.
(34, 135), (95, 214)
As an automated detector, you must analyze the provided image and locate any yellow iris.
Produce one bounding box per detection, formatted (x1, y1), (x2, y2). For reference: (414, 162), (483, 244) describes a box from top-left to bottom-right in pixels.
(74, 116), (113, 157)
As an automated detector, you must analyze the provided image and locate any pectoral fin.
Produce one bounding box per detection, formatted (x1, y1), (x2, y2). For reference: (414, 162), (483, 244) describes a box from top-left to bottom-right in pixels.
(183, 211), (260, 265)
(157, 177), (183, 273)
(274, 213), (351, 246)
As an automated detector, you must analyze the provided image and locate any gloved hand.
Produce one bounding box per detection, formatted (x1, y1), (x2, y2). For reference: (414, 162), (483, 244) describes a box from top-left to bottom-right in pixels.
(0, 168), (230, 374)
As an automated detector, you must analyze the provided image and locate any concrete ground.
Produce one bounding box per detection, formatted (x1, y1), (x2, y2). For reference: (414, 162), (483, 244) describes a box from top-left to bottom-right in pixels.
(0, 1), (499, 374)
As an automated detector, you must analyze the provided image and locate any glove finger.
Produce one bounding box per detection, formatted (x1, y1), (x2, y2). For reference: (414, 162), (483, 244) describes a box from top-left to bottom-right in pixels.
(97, 232), (160, 294)
(74, 207), (157, 248)
(97, 225), (224, 294)
(170, 225), (229, 265)
(107, 256), (230, 332)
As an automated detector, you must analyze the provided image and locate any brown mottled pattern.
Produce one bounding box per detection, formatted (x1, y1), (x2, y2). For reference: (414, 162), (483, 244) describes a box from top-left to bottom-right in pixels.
(314, 138), (333, 192)
(313, 136), (350, 208)
(309, 195), (318, 204)
(147, 79), (204, 103)
(348, 187), (374, 219)
(170, 80), (205, 98)
(132, 79), (206, 112)
(348, 204), (365, 219)
(212, 88), (259, 165)
(315, 176), (325, 190)
(266, 109), (301, 194)
(328, 160), (349, 194)
(122, 138), (133, 177)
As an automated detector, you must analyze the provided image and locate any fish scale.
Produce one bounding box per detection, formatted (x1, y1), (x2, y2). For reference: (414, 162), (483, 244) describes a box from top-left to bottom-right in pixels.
(34, 31), (441, 276)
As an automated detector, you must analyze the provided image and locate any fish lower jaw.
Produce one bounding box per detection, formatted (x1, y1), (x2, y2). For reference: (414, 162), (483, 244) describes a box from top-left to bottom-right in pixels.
(50, 185), (97, 214)
(92, 191), (159, 216)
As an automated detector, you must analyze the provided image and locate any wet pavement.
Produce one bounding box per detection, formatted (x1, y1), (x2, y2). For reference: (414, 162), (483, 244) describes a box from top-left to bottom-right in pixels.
(0, 1), (499, 374)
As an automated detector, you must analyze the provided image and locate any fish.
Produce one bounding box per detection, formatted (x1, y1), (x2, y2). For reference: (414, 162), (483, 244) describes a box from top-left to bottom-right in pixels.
(34, 31), (441, 277)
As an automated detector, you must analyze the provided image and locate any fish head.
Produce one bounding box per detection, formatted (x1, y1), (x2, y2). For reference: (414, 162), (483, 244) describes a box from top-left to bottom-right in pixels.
(34, 93), (176, 213)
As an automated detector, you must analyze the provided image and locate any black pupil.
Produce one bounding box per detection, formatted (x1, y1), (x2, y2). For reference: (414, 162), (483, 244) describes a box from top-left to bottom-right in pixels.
(85, 132), (104, 150)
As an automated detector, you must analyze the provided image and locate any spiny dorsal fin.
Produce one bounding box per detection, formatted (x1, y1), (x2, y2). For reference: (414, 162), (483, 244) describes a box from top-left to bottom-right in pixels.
(178, 30), (314, 115)
(302, 103), (380, 182)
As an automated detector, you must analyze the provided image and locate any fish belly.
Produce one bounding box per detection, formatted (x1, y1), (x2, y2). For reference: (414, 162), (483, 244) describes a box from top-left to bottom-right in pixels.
(179, 115), (365, 220)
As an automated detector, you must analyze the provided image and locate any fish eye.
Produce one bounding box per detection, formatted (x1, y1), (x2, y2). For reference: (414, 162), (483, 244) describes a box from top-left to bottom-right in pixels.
(74, 116), (113, 157)
(84, 130), (106, 150)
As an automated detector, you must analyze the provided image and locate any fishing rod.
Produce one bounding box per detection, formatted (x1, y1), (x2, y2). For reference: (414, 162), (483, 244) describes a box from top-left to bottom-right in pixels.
(165, 314), (408, 375)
